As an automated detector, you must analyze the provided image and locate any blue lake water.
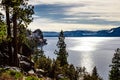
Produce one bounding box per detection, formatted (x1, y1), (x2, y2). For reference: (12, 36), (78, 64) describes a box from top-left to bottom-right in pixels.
(43, 37), (120, 80)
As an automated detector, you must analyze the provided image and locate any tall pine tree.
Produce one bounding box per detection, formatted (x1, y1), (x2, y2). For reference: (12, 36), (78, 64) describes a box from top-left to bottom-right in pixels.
(55, 30), (68, 66)
(1, 0), (13, 66)
(1, 0), (34, 66)
(109, 48), (120, 80)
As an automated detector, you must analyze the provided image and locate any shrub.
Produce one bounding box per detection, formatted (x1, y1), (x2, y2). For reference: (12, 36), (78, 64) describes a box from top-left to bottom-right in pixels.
(0, 72), (15, 80)
(59, 78), (70, 80)
(0, 68), (23, 80)
(8, 70), (23, 79)
(25, 76), (39, 80)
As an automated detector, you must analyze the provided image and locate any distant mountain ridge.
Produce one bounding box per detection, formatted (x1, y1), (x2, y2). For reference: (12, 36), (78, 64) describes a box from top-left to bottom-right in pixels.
(43, 27), (120, 37)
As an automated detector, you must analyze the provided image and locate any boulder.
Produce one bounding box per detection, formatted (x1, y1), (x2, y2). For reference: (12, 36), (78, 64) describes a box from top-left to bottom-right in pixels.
(18, 54), (36, 73)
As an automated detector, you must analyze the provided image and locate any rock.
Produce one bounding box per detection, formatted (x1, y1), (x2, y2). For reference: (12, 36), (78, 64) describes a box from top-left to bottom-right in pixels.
(57, 74), (64, 79)
(28, 70), (34, 74)
(18, 54), (36, 73)
(3, 66), (21, 72)
(36, 69), (44, 78)
(36, 69), (45, 73)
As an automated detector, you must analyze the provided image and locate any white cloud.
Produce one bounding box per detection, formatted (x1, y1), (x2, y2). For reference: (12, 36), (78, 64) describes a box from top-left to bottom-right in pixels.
(28, 16), (116, 32)
(29, 0), (120, 5)
(29, 0), (86, 5)
(64, 0), (120, 22)
(28, 0), (42, 5)
(30, 0), (120, 22)
(1, 0), (119, 31)
(28, 0), (120, 31)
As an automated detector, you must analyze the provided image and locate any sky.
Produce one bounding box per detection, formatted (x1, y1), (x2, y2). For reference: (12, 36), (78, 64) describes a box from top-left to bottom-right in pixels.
(1, 0), (120, 32)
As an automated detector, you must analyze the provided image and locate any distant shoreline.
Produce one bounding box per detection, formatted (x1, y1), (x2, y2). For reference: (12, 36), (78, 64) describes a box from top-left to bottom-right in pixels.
(43, 26), (120, 37)
(44, 36), (120, 37)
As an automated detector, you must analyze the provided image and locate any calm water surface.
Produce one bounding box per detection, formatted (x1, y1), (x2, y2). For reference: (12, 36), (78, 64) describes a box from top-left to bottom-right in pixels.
(43, 37), (120, 80)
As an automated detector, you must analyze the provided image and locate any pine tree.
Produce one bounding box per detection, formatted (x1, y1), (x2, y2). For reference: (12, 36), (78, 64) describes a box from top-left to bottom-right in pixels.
(1, 0), (34, 66)
(92, 66), (98, 79)
(83, 66), (102, 80)
(1, 0), (13, 66)
(109, 48), (120, 80)
(55, 30), (68, 66)
(92, 66), (103, 80)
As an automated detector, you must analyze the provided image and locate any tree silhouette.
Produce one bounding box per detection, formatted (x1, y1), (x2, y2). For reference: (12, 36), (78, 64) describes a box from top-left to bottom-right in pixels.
(83, 66), (102, 80)
(109, 48), (120, 80)
(1, 0), (34, 66)
(55, 30), (68, 66)
(92, 66), (99, 79)
(1, 0), (13, 66)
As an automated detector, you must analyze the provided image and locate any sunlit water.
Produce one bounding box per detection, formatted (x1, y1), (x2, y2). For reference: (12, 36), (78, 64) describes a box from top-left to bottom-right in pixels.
(43, 37), (120, 80)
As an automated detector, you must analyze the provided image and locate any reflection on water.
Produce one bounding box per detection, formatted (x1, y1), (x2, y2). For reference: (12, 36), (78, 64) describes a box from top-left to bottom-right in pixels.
(81, 52), (93, 73)
(44, 37), (120, 80)
(69, 37), (108, 72)
(69, 37), (107, 72)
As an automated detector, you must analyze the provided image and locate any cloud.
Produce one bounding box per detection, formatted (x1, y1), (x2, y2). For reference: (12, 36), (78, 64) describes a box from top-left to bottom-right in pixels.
(1, 0), (120, 31)
(28, 0), (41, 5)
(28, 16), (117, 32)
(33, 3), (120, 26)
(28, 21), (117, 32)
(27, 0), (120, 31)
(28, 0), (89, 5)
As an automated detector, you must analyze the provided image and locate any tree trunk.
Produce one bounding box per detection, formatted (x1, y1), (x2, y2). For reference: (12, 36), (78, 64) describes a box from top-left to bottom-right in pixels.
(13, 8), (19, 67)
(5, 6), (13, 66)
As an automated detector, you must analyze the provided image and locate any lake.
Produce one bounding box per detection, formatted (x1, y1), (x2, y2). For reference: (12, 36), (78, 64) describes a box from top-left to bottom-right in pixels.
(43, 37), (120, 80)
